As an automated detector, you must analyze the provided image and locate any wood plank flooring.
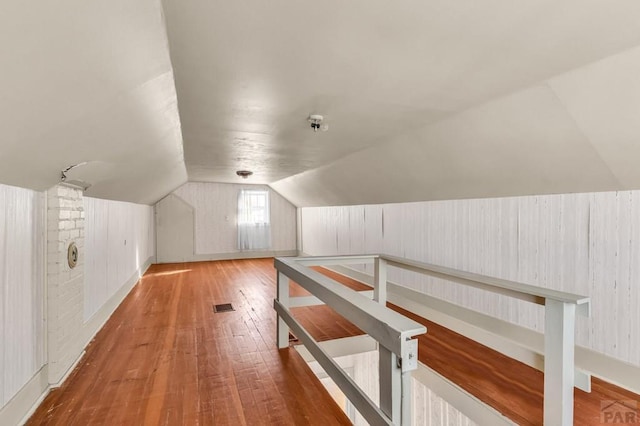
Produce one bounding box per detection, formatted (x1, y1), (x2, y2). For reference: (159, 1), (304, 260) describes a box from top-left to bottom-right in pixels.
(27, 259), (352, 426)
(27, 258), (639, 425)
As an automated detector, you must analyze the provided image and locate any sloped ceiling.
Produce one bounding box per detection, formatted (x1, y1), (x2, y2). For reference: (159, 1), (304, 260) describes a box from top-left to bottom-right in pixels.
(0, 0), (186, 204)
(4, 2), (640, 206)
(272, 46), (640, 206)
(163, 0), (640, 206)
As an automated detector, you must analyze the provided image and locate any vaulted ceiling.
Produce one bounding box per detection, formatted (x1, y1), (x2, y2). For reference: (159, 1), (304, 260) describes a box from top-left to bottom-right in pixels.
(0, 1), (186, 204)
(3, 1), (640, 206)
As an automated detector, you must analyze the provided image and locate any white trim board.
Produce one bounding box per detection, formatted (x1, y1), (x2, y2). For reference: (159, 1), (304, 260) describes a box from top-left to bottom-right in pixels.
(157, 249), (298, 264)
(327, 264), (640, 395)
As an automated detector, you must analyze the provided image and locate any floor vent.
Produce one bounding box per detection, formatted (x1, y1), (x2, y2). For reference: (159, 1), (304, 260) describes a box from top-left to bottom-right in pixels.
(213, 303), (234, 313)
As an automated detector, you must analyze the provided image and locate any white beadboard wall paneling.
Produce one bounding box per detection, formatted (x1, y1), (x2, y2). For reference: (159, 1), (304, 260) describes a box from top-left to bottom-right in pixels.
(412, 378), (480, 426)
(84, 197), (155, 321)
(0, 184), (45, 409)
(171, 182), (296, 255)
(589, 191), (638, 365)
(84, 198), (107, 319)
(352, 350), (379, 426)
(301, 190), (640, 367)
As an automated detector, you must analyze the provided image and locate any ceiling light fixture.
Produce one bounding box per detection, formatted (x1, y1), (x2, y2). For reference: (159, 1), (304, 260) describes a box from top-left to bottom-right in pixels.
(60, 162), (88, 182)
(308, 114), (328, 132)
(236, 170), (253, 179)
(59, 162), (92, 190)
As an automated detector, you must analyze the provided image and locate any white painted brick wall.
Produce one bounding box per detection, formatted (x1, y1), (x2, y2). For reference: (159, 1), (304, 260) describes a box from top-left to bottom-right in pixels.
(46, 184), (85, 385)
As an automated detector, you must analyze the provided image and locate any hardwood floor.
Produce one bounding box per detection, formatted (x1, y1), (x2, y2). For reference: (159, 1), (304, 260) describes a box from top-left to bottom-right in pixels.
(27, 258), (638, 425)
(27, 259), (352, 426)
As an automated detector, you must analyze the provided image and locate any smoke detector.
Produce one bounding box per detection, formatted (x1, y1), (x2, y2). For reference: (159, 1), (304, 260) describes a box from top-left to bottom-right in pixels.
(308, 114), (328, 132)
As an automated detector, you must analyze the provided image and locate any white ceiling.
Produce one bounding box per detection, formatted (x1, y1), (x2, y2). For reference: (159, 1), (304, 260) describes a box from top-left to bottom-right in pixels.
(272, 43), (640, 206)
(0, 0), (186, 204)
(163, 0), (640, 206)
(3, 1), (640, 206)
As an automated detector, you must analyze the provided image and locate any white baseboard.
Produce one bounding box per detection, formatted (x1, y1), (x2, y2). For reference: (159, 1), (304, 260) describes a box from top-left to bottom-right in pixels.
(158, 249), (298, 263)
(0, 366), (49, 426)
(49, 350), (86, 390)
(327, 264), (640, 395)
(0, 256), (155, 426)
(80, 256), (155, 348)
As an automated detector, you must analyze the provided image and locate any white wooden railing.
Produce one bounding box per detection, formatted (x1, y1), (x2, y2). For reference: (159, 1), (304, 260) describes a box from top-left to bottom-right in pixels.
(274, 256), (427, 426)
(274, 254), (591, 426)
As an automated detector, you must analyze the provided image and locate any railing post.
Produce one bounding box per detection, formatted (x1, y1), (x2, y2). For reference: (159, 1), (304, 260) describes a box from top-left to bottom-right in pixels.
(277, 271), (290, 349)
(400, 370), (411, 426)
(544, 299), (576, 426)
(374, 257), (387, 306)
(379, 346), (401, 424)
(379, 345), (413, 426)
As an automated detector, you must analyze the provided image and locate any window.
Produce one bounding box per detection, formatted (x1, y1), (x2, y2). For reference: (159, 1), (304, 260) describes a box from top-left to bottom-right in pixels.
(237, 189), (271, 250)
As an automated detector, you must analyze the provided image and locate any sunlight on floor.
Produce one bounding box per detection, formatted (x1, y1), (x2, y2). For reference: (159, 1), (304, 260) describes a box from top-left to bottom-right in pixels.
(145, 269), (192, 277)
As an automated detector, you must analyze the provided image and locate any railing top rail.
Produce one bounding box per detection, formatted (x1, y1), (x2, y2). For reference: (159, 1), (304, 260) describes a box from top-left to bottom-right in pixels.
(380, 254), (590, 309)
(287, 254), (590, 313)
(291, 254), (377, 266)
(274, 257), (426, 357)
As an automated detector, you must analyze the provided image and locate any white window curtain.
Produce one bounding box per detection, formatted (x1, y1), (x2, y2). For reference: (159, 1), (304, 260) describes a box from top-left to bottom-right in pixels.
(237, 189), (271, 250)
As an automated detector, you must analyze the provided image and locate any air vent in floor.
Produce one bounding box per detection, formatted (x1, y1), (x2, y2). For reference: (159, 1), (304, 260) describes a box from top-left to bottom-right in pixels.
(213, 303), (234, 313)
